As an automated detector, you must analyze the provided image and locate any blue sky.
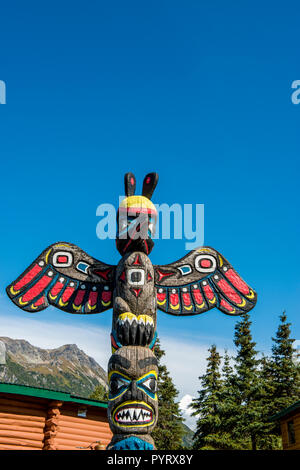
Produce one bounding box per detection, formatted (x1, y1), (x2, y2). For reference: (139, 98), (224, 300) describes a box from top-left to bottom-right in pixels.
(0, 1), (299, 399)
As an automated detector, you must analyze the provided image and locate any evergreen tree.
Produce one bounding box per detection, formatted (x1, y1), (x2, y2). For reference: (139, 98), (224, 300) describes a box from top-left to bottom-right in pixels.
(256, 354), (282, 450)
(89, 383), (109, 401)
(229, 313), (266, 450)
(190, 312), (299, 450)
(270, 312), (300, 408)
(216, 350), (248, 450)
(265, 312), (300, 433)
(190, 345), (224, 449)
(222, 350), (233, 385)
(152, 337), (184, 450)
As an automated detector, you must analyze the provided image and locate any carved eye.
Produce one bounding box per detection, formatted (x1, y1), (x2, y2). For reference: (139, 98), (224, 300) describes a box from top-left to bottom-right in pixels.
(194, 254), (216, 273)
(128, 268), (145, 286)
(142, 377), (157, 394)
(110, 377), (129, 396)
(53, 251), (73, 267)
(137, 375), (157, 398)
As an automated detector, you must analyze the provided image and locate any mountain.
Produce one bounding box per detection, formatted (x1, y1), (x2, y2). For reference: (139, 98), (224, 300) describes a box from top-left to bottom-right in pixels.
(0, 337), (195, 448)
(0, 337), (107, 398)
(180, 422), (194, 449)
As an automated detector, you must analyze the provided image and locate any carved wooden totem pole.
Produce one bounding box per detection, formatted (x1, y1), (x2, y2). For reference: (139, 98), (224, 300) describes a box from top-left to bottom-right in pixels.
(6, 172), (257, 450)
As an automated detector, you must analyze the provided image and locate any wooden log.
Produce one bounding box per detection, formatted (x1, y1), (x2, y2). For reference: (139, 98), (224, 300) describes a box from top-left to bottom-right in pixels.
(61, 407), (108, 419)
(0, 429), (44, 441)
(56, 430), (112, 442)
(55, 443), (109, 451)
(0, 443), (41, 450)
(44, 430), (57, 441)
(1, 394), (45, 405)
(60, 418), (109, 431)
(55, 444), (89, 450)
(0, 412), (45, 423)
(280, 417), (300, 449)
(59, 421), (111, 434)
(56, 432), (111, 443)
(55, 437), (110, 449)
(0, 404), (46, 417)
(58, 421), (111, 432)
(44, 422), (59, 434)
(57, 433), (112, 442)
(57, 433), (112, 444)
(0, 397), (45, 410)
(45, 417), (59, 427)
(58, 429), (112, 440)
(0, 436), (43, 448)
(59, 413), (109, 426)
(43, 401), (62, 450)
(0, 423), (45, 434)
(0, 417), (45, 428)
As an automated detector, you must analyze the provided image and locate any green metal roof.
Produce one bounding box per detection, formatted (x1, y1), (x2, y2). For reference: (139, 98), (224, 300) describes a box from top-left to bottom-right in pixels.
(269, 400), (300, 421)
(0, 382), (108, 409)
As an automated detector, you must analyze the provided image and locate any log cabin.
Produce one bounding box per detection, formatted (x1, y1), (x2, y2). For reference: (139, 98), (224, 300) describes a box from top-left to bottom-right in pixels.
(270, 400), (300, 450)
(0, 382), (112, 450)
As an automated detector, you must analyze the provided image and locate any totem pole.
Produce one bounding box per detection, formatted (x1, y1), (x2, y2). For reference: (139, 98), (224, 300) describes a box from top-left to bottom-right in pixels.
(6, 172), (257, 450)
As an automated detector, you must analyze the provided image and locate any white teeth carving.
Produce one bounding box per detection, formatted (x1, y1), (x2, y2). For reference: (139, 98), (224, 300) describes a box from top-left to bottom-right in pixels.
(117, 314), (154, 327)
(118, 316), (135, 325)
(115, 407), (152, 424)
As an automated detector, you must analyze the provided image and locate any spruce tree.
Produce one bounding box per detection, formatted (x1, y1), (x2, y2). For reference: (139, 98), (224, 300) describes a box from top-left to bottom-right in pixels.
(152, 337), (184, 450)
(89, 384), (109, 401)
(229, 313), (265, 450)
(190, 345), (224, 449)
(266, 312), (300, 430)
(222, 350), (233, 384)
(216, 350), (247, 450)
(256, 354), (282, 449)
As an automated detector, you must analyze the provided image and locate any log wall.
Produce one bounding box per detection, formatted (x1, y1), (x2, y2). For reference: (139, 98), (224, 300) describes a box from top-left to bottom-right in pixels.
(0, 395), (46, 450)
(56, 404), (112, 450)
(280, 410), (300, 450)
(0, 392), (111, 450)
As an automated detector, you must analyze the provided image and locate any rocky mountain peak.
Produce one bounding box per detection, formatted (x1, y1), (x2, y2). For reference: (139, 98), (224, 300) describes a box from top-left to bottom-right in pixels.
(0, 337), (108, 398)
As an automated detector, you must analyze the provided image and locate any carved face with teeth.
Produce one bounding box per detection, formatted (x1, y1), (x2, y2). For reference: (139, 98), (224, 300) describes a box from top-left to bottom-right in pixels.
(112, 252), (157, 349)
(108, 346), (158, 434)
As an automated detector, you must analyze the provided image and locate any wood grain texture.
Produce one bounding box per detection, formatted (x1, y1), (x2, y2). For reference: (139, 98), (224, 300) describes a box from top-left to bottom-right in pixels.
(0, 392), (111, 450)
(280, 412), (300, 450)
(108, 346), (158, 436)
(154, 246), (257, 317)
(43, 401), (62, 450)
(112, 252), (157, 348)
(6, 241), (116, 314)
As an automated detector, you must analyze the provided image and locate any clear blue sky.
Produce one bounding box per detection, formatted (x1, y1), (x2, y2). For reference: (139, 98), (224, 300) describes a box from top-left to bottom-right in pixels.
(0, 1), (299, 367)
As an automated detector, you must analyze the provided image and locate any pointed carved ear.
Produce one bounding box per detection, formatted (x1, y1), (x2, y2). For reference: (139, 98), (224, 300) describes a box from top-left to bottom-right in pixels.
(142, 173), (159, 199)
(124, 172), (136, 197)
